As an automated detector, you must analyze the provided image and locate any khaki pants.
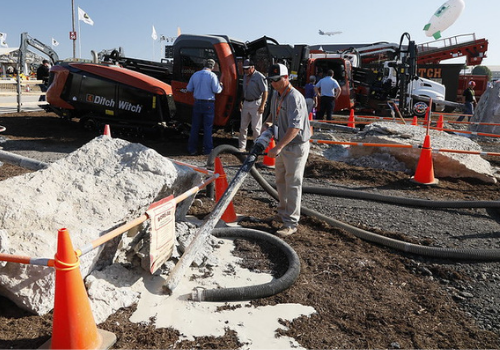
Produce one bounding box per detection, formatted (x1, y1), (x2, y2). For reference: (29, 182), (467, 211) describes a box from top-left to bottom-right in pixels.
(239, 99), (262, 149)
(275, 141), (310, 228)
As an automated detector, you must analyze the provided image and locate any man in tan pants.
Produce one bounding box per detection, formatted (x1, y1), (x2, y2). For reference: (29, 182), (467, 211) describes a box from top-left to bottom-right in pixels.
(238, 59), (268, 151)
(263, 63), (311, 238)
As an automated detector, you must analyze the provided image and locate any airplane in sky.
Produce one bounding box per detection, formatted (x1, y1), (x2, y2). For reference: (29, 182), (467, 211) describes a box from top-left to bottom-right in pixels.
(318, 30), (342, 36)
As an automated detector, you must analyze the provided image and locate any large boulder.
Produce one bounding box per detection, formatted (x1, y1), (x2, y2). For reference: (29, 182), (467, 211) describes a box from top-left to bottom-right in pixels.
(345, 122), (496, 183)
(471, 81), (500, 135)
(0, 137), (201, 315)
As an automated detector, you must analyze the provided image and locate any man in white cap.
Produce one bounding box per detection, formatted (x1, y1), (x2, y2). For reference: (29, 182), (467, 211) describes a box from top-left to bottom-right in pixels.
(262, 63), (311, 238)
(238, 59), (268, 151)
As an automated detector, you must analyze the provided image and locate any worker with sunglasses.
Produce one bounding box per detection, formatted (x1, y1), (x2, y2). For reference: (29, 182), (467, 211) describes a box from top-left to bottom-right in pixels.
(262, 63), (311, 238)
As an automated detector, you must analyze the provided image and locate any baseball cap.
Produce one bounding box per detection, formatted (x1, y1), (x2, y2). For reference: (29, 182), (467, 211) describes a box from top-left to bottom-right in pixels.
(267, 63), (288, 80)
(242, 59), (254, 68)
(204, 59), (215, 69)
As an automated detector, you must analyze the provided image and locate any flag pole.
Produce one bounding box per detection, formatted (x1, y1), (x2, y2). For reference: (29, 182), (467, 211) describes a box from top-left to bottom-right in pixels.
(78, 19), (82, 58)
(152, 26), (155, 61)
(71, 0), (76, 59)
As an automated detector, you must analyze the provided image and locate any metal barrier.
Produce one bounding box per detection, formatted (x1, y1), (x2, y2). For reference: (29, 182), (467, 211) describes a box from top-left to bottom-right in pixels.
(0, 79), (47, 112)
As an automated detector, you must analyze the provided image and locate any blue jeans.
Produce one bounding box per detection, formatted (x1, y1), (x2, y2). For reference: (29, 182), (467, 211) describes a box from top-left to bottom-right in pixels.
(188, 100), (215, 155)
(457, 102), (474, 122)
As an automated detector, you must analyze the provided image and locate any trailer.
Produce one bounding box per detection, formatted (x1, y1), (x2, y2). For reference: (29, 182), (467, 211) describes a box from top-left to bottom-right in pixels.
(46, 62), (176, 134)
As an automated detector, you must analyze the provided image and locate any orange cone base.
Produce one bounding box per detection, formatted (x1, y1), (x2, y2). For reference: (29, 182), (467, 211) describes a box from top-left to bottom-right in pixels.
(410, 175), (439, 186)
(221, 201), (238, 223)
(39, 329), (117, 350)
(258, 162), (275, 169)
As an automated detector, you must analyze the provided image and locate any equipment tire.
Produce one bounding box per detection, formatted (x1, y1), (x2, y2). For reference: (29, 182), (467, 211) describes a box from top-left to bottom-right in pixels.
(80, 117), (97, 131)
(413, 100), (429, 117)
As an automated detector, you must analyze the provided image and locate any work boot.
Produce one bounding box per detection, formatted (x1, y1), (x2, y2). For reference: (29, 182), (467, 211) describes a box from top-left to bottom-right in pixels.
(276, 226), (297, 238)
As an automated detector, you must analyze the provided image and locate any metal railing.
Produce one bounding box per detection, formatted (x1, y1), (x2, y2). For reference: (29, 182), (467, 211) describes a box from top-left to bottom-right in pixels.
(0, 78), (47, 112)
(418, 33), (478, 53)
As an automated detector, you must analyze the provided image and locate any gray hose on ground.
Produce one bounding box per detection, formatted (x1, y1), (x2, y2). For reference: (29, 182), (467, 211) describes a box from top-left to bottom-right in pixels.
(0, 150), (49, 171)
(304, 208), (500, 260)
(191, 227), (301, 302)
(208, 145), (500, 261)
(302, 186), (500, 208)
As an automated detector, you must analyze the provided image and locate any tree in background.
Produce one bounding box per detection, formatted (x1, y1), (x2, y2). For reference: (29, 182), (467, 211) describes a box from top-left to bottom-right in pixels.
(472, 65), (492, 80)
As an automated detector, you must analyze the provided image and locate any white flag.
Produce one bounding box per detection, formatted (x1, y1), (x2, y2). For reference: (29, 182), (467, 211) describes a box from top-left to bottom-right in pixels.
(51, 38), (59, 47)
(78, 7), (94, 26)
(152, 25), (158, 40)
(0, 32), (8, 47)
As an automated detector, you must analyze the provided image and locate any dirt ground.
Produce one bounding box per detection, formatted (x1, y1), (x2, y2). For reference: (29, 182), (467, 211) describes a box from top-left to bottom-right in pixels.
(1, 112), (500, 349)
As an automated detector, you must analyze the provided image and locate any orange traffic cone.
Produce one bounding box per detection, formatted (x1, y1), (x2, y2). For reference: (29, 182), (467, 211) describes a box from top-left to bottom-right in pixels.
(214, 157), (237, 223)
(347, 109), (355, 128)
(47, 228), (116, 349)
(436, 115), (444, 131)
(103, 124), (111, 137)
(411, 116), (418, 126)
(410, 134), (439, 185)
(262, 138), (276, 168)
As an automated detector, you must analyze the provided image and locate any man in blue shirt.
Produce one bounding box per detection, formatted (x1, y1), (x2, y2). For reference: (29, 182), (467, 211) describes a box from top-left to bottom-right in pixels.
(314, 69), (340, 120)
(304, 75), (317, 116)
(186, 59), (223, 155)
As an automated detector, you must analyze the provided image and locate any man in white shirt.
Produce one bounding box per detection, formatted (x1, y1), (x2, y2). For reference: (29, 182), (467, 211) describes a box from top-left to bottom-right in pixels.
(314, 69), (340, 120)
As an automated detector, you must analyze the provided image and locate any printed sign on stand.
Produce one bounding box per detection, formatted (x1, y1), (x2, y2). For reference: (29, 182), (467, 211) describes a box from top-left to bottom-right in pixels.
(146, 195), (176, 274)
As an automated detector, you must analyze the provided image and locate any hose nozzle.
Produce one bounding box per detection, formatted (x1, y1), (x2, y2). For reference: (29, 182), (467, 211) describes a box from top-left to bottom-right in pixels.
(250, 128), (274, 156)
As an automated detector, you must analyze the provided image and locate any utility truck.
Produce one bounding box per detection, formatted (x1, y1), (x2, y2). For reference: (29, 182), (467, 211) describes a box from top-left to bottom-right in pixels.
(44, 32), (455, 134)
(162, 32), (450, 120)
(368, 33), (447, 117)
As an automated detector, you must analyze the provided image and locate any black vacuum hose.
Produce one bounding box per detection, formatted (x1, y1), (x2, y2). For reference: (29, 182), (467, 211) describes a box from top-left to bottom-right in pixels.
(302, 186), (500, 208)
(206, 144), (246, 199)
(191, 227), (301, 302)
(207, 145), (500, 261)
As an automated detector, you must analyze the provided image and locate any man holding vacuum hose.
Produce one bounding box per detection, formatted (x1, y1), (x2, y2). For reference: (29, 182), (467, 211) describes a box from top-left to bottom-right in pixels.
(262, 63), (311, 238)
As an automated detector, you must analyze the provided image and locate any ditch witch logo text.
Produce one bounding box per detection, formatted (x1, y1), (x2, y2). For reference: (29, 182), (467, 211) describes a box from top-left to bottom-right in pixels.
(85, 94), (143, 113)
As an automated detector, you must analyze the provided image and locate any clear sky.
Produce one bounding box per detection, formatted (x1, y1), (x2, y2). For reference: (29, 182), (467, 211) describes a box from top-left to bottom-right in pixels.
(2, 0), (499, 66)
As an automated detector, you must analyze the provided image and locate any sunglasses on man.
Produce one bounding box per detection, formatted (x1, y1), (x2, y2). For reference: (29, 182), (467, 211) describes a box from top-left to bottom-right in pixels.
(268, 76), (282, 83)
